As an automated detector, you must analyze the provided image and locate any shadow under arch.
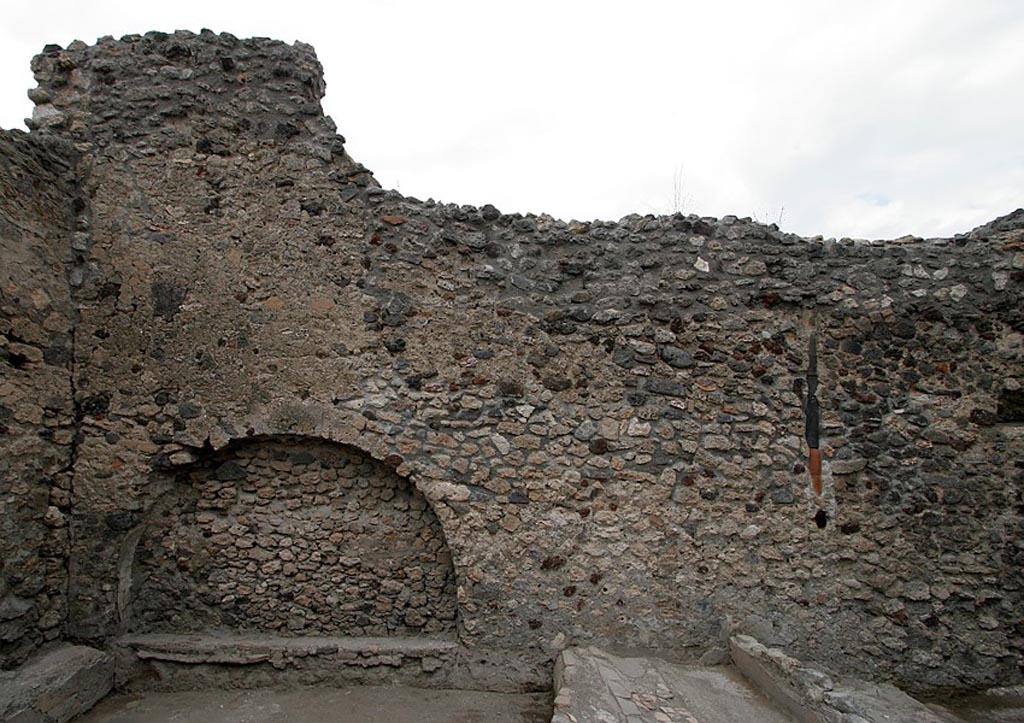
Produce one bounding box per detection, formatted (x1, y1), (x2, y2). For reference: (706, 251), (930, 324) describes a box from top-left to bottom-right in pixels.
(124, 434), (459, 640)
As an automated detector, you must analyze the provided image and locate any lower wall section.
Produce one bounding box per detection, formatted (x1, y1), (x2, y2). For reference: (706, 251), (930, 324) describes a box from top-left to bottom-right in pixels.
(125, 436), (458, 638)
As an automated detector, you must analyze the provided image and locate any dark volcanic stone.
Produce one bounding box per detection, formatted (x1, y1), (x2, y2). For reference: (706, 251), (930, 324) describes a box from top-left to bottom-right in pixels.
(215, 461), (247, 481)
(151, 282), (187, 321)
(660, 345), (694, 369)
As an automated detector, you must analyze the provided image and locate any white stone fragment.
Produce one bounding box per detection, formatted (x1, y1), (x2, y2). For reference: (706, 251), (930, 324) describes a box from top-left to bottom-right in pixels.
(491, 434), (511, 455)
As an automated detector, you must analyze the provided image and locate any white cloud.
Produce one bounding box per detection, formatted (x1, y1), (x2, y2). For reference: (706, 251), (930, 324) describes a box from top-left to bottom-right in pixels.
(1, 0), (1021, 239)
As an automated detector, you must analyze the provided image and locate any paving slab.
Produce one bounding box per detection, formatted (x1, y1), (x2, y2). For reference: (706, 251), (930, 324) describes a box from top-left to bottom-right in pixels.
(552, 646), (794, 723)
(0, 645), (112, 723)
(77, 686), (553, 723)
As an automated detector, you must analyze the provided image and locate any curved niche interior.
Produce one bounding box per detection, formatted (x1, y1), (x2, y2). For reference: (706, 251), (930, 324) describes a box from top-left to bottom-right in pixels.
(126, 436), (458, 638)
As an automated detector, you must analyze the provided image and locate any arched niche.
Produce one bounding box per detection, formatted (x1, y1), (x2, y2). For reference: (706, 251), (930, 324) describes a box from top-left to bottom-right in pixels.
(125, 435), (458, 638)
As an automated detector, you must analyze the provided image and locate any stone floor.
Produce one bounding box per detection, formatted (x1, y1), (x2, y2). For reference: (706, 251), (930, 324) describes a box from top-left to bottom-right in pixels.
(50, 639), (1024, 723)
(548, 642), (1024, 723)
(552, 646), (793, 723)
(78, 686), (553, 723)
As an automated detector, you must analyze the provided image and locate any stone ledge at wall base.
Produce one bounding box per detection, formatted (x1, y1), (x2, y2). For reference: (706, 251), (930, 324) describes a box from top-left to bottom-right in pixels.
(110, 633), (550, 694)
(927, 685), (1024, 722)
(728, 634), (970, 723)
(0, 646), (113, 723)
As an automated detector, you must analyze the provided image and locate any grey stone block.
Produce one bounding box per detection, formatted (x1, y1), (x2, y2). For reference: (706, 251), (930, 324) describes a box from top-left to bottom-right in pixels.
(0, 646), (113, 723)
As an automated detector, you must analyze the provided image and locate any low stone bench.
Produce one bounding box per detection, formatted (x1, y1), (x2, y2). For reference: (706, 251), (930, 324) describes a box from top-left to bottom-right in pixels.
(112, 633), (547, 693)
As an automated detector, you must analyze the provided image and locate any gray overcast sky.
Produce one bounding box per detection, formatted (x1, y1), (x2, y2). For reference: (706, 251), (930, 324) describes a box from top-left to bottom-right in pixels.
(1, 1), (1022, 239)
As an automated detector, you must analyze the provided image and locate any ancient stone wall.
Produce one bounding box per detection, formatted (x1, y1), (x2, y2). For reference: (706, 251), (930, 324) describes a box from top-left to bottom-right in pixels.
(0, 131), (77, 668)
(128, 436), (457, 637)
(4, 29), (1022, 694)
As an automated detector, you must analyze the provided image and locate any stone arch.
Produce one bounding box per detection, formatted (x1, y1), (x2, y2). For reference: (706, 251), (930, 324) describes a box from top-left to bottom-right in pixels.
(126, 435), (458, 638)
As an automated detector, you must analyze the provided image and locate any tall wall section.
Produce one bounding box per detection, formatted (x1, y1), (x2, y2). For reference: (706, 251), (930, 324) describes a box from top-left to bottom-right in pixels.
(0, 130), (77, 669)
(19, 30), (1024, 694)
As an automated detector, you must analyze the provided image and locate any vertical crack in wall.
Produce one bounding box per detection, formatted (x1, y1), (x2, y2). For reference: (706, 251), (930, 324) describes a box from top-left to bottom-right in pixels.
(63, 319), (81, 642)
(61, 147), (90, 643)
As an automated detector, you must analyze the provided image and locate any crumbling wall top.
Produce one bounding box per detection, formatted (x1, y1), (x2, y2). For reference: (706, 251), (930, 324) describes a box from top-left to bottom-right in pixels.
(26, 30), (346, 161)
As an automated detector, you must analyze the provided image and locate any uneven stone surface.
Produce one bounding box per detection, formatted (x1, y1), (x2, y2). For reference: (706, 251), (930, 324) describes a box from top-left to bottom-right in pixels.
(0, 28), (1021, 697)
(78, 686), (553, 723)
(552, 645), (793, 722)
(550, 640), (1024, 722)
(108, 632), (547, 693)
(127, 437), (456, 638)
(0, 131), (77, 670)
(730, 634), (952, 722)
(928, 685), (1024, 722)
(0, 645), (113, 722)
